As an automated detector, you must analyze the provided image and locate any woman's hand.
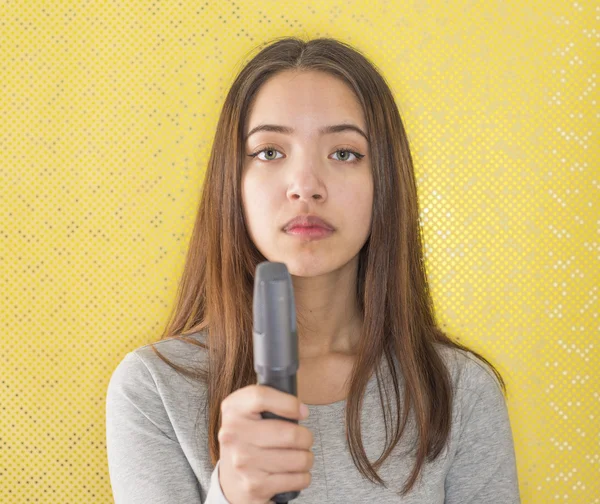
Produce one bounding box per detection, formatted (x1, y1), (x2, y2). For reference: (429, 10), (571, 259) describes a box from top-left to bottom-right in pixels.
(218, 384), (314, 504)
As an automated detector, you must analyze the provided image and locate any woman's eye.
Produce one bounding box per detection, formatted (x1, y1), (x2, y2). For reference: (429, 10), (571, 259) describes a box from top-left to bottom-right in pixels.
(331, 149), (360, 163)
(254, 147), (284, 161)
(257, 148), (283, 161)
(247, 147), (364, 163)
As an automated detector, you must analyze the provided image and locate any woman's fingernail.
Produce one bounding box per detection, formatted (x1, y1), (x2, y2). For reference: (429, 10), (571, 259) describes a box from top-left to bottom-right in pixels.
(300, 403), (310, 418)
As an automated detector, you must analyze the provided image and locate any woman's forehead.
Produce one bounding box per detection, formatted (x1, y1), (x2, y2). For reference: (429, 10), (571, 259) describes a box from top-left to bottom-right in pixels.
(244, 76), (366, 143)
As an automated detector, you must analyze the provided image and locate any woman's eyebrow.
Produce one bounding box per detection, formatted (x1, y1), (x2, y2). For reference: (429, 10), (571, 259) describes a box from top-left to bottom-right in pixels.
(244, 123), (369, 143)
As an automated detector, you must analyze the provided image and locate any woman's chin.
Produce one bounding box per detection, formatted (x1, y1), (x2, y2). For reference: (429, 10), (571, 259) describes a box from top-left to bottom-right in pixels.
(259, 254), (328, 278)
(257, 244), (358, 278)
(281, 256), (350, 279)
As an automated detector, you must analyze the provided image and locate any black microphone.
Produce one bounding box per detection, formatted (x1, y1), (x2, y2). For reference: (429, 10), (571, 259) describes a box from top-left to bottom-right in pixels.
(252, 261), (300, 504)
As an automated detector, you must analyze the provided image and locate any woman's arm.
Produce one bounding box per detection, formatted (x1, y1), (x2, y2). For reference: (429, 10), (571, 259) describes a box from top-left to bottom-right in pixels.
(106, 351), (230, 503)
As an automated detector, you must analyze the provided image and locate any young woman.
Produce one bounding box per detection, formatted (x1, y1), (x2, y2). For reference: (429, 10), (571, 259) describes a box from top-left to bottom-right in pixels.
(106, 36), (521, 504)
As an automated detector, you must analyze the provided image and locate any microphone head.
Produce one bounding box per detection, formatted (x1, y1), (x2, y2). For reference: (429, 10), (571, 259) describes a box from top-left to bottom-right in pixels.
(253, 261), (298, 376)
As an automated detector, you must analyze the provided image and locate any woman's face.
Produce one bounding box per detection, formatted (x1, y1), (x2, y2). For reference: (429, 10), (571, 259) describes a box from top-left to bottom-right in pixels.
(241, 70), (373, 278)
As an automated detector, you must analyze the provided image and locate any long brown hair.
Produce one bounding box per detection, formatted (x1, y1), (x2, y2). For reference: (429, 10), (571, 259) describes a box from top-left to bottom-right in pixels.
(151, 36), (506, 496)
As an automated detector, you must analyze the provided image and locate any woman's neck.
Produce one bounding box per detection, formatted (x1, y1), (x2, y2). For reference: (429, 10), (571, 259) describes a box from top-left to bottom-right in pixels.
(292, 257), (362, 360)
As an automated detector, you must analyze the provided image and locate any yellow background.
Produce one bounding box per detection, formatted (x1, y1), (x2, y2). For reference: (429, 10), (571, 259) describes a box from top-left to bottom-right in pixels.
(1, 1), (598, 502)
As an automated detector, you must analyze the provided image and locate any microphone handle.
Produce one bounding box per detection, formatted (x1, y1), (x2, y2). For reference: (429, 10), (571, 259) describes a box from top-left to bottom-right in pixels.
(258, 374), (300, 503)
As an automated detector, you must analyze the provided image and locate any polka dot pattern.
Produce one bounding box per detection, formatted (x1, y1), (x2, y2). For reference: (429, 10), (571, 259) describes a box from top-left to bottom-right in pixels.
(0, 1), (597, 502)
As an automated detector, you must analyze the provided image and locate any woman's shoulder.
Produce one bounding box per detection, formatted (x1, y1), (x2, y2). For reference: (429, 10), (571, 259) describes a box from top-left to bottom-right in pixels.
(132, 329), (209, 370)
(433, 341), (505, 395)
(107, 330), (210, 403)
(106, 330), (211, 456)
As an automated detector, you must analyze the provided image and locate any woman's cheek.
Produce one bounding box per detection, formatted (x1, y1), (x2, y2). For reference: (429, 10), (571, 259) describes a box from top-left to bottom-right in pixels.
(246, 178), (277, 232)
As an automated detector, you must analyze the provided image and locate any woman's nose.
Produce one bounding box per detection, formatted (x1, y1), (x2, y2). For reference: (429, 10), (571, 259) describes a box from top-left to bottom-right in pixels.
(287, 189), (324, 202)
(285, 158), (327, 203)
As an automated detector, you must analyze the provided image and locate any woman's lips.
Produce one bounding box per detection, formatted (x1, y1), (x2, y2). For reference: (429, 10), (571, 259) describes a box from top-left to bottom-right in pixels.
(282, 214), (335, 240)
(283, 214), (335, 231)
(284, 226), (333, 239)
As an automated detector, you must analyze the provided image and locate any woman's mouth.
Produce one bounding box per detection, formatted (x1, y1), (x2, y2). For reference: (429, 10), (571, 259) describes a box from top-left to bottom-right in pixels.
(284, 226), (334, 240)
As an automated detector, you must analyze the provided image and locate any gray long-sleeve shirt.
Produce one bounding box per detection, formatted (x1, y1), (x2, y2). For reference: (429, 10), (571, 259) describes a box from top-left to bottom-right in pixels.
(106, 331), (521, 503)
